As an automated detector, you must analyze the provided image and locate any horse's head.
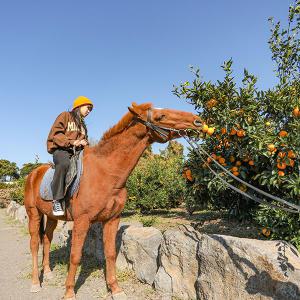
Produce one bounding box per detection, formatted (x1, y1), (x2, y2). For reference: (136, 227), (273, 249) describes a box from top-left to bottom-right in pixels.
(128, 102), (202, 143)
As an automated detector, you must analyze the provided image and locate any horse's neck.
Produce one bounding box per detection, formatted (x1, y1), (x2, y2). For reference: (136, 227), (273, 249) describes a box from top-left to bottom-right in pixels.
(94, 125), (151, 186)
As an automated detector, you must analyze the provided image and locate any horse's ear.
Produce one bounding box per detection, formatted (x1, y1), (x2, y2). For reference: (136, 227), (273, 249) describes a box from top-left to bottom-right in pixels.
(131, 102), (138, 107)
(128, 106), (139, 116)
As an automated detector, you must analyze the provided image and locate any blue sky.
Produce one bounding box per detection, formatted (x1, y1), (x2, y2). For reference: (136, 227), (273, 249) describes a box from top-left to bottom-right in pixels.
(0, 0), (291, 168)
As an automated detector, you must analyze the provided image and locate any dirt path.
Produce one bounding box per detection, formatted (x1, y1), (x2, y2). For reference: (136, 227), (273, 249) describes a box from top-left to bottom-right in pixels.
(0, 209), (168, 300)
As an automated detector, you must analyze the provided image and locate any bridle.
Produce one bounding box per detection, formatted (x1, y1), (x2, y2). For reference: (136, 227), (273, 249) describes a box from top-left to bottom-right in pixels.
(132, 107), (185, 142)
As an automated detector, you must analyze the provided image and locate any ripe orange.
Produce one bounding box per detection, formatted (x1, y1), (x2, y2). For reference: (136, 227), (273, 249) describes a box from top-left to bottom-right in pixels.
(185, 169), (193, 181)
(279, 130), (288, 137)
(277, 162), (287, 170)
(293, 106), (299, 117)
(202, 124), (209, 133)
(235, 161), (242, 166)
(288, 150), (296, 159)
(218, 157), (225, 164)
(207, 127), (215, 135)
(221, 127), (227, 135)
(262, 228), (271, 237)
(231, 166), (238, 172)
(278, 152), (286, 158)
(230, 128), (237, 135)
(237, 129), (246, 137)
(233, 171), (239, 176)
(248, 160), (254, 166)
(288, 159), (295, 167)
(267, 144), (276, 152)
(278, 171), (285, 177)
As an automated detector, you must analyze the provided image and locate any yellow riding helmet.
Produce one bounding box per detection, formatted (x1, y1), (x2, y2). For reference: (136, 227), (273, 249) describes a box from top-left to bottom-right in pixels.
(72, 96), (94, 111)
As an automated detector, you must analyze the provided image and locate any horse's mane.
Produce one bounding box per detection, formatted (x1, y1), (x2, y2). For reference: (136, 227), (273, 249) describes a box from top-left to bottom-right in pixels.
(95, 103), (153, 152)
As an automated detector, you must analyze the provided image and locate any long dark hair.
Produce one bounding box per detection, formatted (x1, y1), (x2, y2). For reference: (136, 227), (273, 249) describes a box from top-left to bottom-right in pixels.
(70, 108), (88, 139)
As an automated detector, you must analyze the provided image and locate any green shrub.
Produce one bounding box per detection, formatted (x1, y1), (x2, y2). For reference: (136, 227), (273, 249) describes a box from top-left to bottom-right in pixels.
(126, 142), (188, 213)
(9, 178), (25, 205)
(0, 182), (15, 189)
(139, 215), (158, 227)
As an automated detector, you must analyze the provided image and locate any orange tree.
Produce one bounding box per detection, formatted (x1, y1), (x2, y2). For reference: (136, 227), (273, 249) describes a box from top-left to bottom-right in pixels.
(173, 1), (300, 247)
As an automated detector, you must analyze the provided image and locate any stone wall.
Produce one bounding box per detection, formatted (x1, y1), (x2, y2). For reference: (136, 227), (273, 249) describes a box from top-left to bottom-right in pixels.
(6, 201), (300, 300)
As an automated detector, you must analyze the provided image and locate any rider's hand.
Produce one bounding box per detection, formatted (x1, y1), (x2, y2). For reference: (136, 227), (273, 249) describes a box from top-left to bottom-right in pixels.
(80, 139), (88, 146)
(73, 140), (81, 147)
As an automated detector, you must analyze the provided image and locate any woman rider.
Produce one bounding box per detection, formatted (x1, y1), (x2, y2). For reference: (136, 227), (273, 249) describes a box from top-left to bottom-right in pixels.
(46, 96), (93, 216)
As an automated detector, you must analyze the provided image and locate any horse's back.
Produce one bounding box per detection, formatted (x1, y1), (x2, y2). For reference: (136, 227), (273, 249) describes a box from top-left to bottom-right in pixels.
(24, 164), (51, 208)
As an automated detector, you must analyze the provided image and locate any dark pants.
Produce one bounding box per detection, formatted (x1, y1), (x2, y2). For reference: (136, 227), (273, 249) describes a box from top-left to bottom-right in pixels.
(51, 149), (72, 201)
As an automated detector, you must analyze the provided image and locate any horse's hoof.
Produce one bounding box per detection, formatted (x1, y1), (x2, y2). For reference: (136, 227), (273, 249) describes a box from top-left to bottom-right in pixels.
(62, 296), (76, 300)
(112, 291), (127, 300)
(43, 271), (54, 281)
(30, 284), (41, 293)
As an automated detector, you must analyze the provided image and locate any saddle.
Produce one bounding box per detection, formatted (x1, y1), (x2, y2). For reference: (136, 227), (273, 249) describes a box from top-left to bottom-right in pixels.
(40, 150), (84, 201)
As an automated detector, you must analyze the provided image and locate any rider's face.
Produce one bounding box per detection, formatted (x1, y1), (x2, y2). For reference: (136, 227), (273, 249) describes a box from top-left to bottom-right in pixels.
(79, 105), (93, 117)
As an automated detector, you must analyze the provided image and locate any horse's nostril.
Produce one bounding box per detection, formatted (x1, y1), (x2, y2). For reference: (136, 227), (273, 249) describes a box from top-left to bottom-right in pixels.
(193, 120), (201, 127)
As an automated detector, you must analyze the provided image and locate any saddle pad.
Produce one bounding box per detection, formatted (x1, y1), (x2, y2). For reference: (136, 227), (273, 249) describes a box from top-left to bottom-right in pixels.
(40, 150), (84, 201)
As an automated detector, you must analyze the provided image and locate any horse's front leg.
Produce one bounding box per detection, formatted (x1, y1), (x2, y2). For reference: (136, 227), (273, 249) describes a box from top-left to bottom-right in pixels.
(64, 215), (90, 299)
(103, 215), (127, 298)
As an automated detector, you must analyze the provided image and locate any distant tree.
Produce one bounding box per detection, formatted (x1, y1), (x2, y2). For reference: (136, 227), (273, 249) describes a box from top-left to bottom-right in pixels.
(141, 145), (153, 158)
(0, 159), (19, 180)
(165, 141), (184, 157)
(20, 155), (42, 177)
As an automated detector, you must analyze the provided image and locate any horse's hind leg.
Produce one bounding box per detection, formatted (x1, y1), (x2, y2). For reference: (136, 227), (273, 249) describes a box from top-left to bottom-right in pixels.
(42, 217), (58, 280)
(27, 207), (43, 292)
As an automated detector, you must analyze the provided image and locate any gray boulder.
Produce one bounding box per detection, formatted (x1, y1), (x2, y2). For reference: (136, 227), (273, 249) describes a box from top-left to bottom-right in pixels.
(6, 201), (20, 219)
(196, 234), (300, 300)
(119, 226), (163, 285)
(15, 206), (28, 224)
(153, 225), (300, 300)
(153, 225), (199, 300)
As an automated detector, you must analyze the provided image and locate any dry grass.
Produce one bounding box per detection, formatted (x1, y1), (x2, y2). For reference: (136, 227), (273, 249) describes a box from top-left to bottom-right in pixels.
(122, 208), (261, 238)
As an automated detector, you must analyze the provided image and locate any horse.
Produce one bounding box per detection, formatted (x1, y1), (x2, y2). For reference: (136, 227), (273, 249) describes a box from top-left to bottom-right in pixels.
(24, 102), (202, 299)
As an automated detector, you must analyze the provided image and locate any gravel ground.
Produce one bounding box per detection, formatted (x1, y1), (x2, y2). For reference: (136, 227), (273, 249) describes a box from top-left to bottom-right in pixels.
(0, 209), (170, 300)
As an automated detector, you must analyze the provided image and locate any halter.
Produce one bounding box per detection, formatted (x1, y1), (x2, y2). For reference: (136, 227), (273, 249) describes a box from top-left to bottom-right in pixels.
(133, 107), (183, 142)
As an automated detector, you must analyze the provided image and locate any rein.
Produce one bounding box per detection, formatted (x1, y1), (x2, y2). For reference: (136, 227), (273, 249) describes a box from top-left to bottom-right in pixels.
(132, 107), (300, 214)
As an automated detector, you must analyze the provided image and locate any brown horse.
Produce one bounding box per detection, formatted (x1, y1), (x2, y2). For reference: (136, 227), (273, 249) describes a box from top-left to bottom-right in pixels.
(24, 102), (201, 299)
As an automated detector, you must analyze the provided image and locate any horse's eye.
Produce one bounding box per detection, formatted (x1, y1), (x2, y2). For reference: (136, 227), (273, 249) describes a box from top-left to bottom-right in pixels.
(156, 114), (166, 121)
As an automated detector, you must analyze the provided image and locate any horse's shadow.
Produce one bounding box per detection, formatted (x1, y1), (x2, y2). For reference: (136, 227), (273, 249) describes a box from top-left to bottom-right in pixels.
(46, 223), (128, 293)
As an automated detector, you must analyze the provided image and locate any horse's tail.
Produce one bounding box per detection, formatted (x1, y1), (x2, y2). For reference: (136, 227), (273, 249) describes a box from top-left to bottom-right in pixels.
(39, 214), (45, 244)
